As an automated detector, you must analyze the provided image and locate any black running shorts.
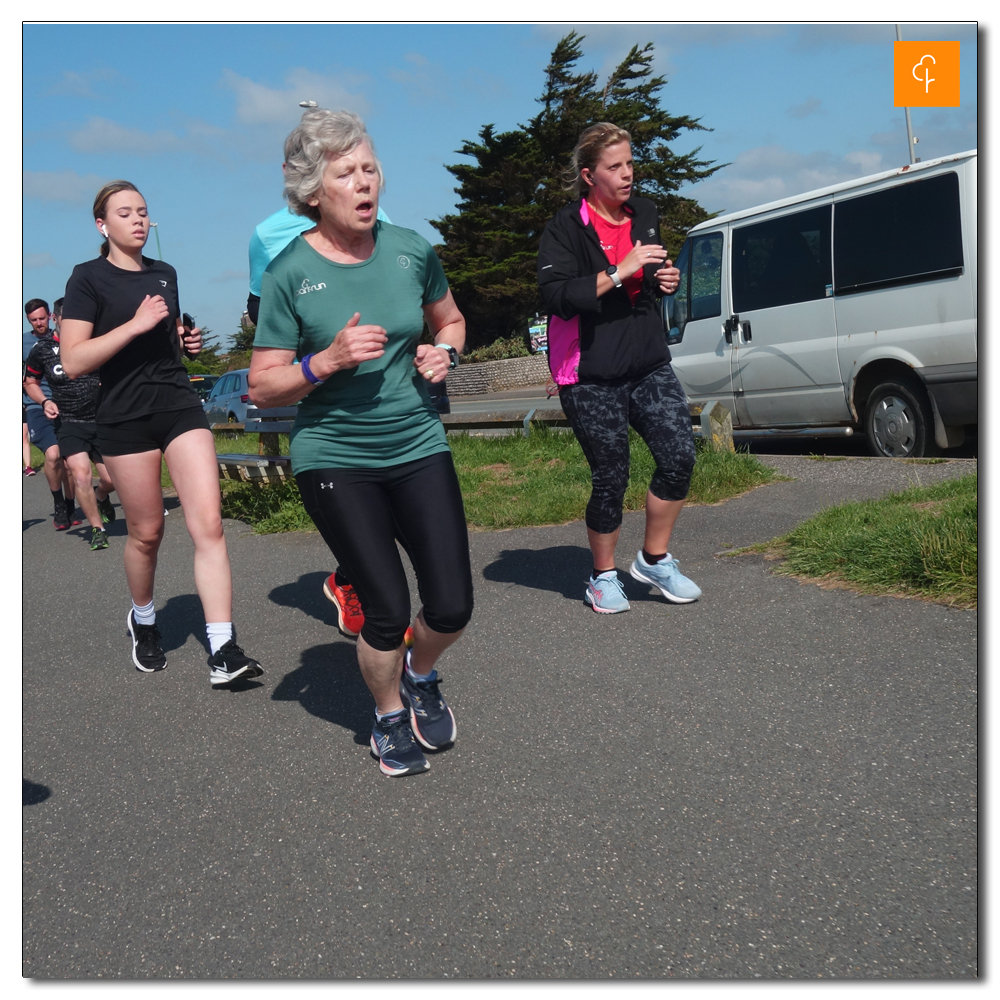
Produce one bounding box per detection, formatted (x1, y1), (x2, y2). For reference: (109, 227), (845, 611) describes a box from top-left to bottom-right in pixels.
(55, 419), (103, 462)
(97, 406), (211, 456)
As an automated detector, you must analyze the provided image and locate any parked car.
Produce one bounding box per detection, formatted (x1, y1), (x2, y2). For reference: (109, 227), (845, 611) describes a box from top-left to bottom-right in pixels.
(664, 149), (977, 457)
(188, 374), (220, 401)
(427, 377), (450, 414)
(203, 368), (251, 425)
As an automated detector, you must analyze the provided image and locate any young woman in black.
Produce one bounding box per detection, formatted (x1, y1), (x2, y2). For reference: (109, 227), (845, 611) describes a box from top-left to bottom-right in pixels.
(60, 180), (262, 685)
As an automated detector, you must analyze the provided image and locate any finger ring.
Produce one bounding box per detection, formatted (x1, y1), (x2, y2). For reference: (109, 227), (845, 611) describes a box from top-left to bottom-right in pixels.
(425, 369), (434, 378)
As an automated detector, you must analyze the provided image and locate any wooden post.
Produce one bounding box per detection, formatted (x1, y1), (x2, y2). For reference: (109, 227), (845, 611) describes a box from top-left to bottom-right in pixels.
(258, 431), (281, 457)
(699, 400), (735, 452)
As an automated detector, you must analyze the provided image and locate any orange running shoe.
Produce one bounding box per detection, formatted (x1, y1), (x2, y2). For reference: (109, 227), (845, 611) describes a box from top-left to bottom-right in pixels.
(404, 626), (414, 648)
(322, 574), (364, 639)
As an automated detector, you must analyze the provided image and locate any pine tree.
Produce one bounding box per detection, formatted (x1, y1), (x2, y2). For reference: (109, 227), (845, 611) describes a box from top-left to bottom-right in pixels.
(430, 31), (722, 349)
(599, 43), (722, 256)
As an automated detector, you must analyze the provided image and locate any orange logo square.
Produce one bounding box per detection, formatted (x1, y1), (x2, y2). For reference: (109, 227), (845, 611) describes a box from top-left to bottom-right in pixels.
(894, 41), (960, 107)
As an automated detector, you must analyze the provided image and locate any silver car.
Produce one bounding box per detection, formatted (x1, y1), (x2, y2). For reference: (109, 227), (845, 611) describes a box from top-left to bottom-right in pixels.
(203, 368), (251, 425)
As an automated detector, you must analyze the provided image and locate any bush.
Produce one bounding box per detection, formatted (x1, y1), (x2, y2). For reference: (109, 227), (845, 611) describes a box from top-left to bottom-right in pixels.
(462, 335), (531, 364)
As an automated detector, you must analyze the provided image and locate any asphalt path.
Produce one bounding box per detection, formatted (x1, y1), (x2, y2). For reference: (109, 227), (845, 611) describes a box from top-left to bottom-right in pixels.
(22, 453), (977, 979)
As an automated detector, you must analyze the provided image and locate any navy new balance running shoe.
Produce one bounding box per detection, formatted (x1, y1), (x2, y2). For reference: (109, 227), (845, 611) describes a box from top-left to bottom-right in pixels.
(370, 710), (430, 776)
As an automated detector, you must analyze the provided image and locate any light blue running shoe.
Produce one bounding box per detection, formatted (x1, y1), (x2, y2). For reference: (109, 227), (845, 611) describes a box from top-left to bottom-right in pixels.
(584, 570), (630, 614)
(629, 551), (702, 603)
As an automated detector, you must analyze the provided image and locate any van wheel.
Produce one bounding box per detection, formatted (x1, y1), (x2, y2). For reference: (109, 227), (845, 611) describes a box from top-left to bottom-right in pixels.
(864, 380), (937, 458)
(227, 413), (238, 423)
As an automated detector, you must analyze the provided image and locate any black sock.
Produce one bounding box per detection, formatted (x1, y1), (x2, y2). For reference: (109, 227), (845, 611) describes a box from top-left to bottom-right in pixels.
(642, 549), (666, 564)
(593, 567), (614, 578)
(51, 489), (64, 506)
(334, 568), (351, 588)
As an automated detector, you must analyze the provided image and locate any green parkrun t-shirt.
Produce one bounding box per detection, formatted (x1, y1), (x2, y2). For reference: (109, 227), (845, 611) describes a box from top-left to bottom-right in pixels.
(254, 222), (451, 473)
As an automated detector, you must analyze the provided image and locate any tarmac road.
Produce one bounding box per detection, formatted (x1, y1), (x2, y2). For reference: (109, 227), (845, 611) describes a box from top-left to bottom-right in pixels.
(22, 453), (977, 979)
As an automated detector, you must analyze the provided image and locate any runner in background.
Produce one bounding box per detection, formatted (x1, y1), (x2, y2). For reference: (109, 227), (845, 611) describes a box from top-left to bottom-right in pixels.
(23, 298), (78, 529)
(24, 298), (117, 549)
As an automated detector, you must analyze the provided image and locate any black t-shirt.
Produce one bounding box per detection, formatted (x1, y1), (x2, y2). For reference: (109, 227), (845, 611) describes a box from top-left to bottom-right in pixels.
(24, 332), (101, 422)
(61, 256), (201, 423)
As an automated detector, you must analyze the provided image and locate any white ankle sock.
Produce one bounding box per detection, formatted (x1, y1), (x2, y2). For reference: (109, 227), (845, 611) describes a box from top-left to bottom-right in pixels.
(206, 622), (233, 655)
(132, 600), (155, 626)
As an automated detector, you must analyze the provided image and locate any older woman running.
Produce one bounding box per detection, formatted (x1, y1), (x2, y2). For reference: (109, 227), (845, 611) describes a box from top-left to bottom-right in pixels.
(249, 108), (473, 777)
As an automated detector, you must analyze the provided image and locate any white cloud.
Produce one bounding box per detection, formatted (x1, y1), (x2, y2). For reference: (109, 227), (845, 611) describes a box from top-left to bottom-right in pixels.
(210, 269), (248, 283)
(23, 252), (57, 269)
(870, 110), (977, 161)
(788, 97), (823, 119)
(388, 52), (452, 104)
(68, 117), (186, 155)
(220, 68), (370, 126)
(23, 170), (107, 203)
(686, 144), (891, 216)
(44, 68), (120, 99)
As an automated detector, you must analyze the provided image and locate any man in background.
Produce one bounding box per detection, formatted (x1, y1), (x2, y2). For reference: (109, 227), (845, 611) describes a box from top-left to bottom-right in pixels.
(23, 298), (77, 530)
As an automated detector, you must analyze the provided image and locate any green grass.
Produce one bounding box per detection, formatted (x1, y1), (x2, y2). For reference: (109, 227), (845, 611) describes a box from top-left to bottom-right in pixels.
(214, 425), (783, 534)
(744, 474), (977, 608)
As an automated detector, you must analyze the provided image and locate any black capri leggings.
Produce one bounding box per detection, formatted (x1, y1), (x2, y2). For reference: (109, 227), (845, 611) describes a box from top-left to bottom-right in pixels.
(559, 363), (696, 535)
(296, 450), (474, 652)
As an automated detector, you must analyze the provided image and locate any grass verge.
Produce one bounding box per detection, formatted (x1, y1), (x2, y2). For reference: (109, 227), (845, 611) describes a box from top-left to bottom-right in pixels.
(737, 473), (977, 608)
(215, 425), (783, 534)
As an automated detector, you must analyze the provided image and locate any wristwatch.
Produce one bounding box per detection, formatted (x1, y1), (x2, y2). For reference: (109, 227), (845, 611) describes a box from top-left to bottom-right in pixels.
(606, 265), (623, 288)
(438, 343), (459, 369)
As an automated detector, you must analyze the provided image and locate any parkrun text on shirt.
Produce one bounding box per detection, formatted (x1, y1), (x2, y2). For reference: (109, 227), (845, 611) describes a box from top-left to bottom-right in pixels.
(894, 41), (960, 107)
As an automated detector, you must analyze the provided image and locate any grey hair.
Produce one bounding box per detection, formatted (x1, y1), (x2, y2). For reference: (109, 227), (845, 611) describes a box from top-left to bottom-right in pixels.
(282, 108), (384, 221)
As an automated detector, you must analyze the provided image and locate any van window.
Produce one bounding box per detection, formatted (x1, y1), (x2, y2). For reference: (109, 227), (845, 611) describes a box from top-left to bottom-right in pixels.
(732, 206), (832, 312)
(690, 233), (723, 320)
(834, 172), (963, 294)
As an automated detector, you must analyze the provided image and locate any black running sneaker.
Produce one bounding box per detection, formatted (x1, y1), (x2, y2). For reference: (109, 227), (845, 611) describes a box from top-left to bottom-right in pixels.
(126, 609), (166, 672)
(369, 711), (430, 776)
(208, 639), (263, 687)
(53, 499), (70, 531)
(399, 652), (456, 750)
(90, 527), (109, 550)
(97, 495), (116, 524)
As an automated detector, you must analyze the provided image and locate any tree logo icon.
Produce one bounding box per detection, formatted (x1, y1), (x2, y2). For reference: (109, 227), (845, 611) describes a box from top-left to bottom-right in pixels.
(894, 41), (959, 107)
(912, 54), (936, 94)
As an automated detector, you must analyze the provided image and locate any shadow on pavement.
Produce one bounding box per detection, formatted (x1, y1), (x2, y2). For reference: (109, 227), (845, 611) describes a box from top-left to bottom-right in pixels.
(268, 572), (337, 627)
(23, 778), (51, 806)
(23, 518), (45, 532)
(156, 592), (209, 654)
(271, 642), (371, 745)
(483, 545), (592, 599)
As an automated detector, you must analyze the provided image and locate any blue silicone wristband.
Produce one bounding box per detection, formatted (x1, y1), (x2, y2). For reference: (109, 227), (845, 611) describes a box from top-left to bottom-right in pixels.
(300, 353), (325, 385)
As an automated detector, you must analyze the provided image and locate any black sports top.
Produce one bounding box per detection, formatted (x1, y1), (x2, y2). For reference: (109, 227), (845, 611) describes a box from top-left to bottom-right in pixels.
(61, 256), (201, 424)
(24, 332), (101, 422)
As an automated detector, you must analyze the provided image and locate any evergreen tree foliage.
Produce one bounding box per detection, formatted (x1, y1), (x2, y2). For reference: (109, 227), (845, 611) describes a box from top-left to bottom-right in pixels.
(430, 31), (722, 348)
(180, 327), (228, 375)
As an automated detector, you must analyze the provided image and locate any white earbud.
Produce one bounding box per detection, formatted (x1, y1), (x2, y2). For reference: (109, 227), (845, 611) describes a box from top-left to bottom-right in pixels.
(100, 225), (108, 237)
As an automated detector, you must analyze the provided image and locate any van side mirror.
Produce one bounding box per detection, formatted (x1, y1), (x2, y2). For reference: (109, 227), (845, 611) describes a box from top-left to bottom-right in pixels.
(663, 294), (684, 345)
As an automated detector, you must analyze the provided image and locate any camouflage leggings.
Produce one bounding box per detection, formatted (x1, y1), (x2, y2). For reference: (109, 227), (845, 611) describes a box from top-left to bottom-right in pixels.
(559, 363), (696, 534)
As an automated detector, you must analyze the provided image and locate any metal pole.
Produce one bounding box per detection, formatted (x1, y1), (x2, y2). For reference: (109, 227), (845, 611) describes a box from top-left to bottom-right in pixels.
(896, 24), (917, 165)
(150, 222), (163, 260)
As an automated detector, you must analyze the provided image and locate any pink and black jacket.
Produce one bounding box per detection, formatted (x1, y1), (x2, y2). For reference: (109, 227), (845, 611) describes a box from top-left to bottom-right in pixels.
(537, 195), (670, 386)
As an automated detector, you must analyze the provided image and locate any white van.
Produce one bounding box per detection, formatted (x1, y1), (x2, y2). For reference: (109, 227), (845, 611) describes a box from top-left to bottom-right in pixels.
(666, 149), (977, 457)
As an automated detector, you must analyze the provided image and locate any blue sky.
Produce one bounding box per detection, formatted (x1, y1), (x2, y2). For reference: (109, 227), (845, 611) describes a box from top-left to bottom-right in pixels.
(22, 20), (977, 350)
